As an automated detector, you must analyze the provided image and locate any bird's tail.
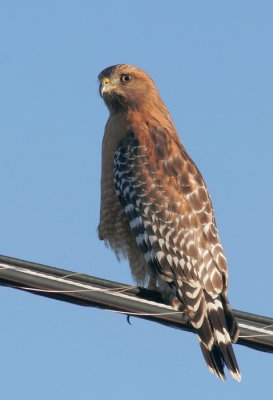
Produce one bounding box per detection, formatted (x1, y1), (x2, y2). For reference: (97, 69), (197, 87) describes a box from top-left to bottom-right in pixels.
(183, 283), (241, 381)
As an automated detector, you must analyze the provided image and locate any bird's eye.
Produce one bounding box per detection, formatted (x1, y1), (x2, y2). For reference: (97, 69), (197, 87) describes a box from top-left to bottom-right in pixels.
(120, 74), (133, 83)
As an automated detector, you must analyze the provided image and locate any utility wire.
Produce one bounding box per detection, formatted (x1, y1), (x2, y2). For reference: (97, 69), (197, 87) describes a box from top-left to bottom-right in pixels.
(0, 254), (273, 353)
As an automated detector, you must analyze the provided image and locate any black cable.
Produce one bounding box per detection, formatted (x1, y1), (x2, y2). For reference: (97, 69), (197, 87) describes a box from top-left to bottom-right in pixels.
(0, 254), (272, 353)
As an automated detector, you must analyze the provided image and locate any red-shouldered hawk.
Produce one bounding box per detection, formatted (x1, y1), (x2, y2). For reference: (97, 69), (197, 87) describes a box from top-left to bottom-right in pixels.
(98, 64), (241, 381)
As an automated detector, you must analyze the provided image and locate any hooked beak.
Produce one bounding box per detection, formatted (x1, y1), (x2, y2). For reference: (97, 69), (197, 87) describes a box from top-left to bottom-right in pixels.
(99, 77), (116, 97)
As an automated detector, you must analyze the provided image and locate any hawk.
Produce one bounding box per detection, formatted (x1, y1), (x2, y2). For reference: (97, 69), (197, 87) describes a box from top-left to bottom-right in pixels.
(98, 64), (241, 381)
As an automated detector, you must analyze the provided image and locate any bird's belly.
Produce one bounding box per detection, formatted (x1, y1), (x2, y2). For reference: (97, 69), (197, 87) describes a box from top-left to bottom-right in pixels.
(98, 187), (132, 257)
(98, 180), (153, 285)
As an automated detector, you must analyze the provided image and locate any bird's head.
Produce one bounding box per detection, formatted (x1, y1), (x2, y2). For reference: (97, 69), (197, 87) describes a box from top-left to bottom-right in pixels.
(98, 64), (159, 113)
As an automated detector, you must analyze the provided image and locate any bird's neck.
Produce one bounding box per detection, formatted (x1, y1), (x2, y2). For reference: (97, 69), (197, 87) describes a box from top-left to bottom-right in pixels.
(125, 99), (180, 143)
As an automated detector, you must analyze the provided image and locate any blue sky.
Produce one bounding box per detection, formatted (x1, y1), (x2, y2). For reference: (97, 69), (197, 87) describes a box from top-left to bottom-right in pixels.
(0, 1), (273, 398)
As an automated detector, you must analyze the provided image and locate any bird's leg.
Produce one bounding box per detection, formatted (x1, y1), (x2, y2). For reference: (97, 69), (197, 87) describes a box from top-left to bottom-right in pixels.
(147, 277), (190, 318)
(147, 275), (158, 291)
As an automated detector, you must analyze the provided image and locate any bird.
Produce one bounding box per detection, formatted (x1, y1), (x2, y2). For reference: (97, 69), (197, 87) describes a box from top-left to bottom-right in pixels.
(97, 64), (241, 381)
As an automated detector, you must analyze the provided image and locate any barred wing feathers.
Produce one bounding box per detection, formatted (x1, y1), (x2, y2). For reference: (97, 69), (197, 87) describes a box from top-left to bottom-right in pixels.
(113, 128), (241, 381)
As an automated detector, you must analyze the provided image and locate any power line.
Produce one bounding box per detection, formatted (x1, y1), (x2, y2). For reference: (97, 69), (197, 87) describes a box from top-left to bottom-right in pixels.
(0, 254), (272, 353)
